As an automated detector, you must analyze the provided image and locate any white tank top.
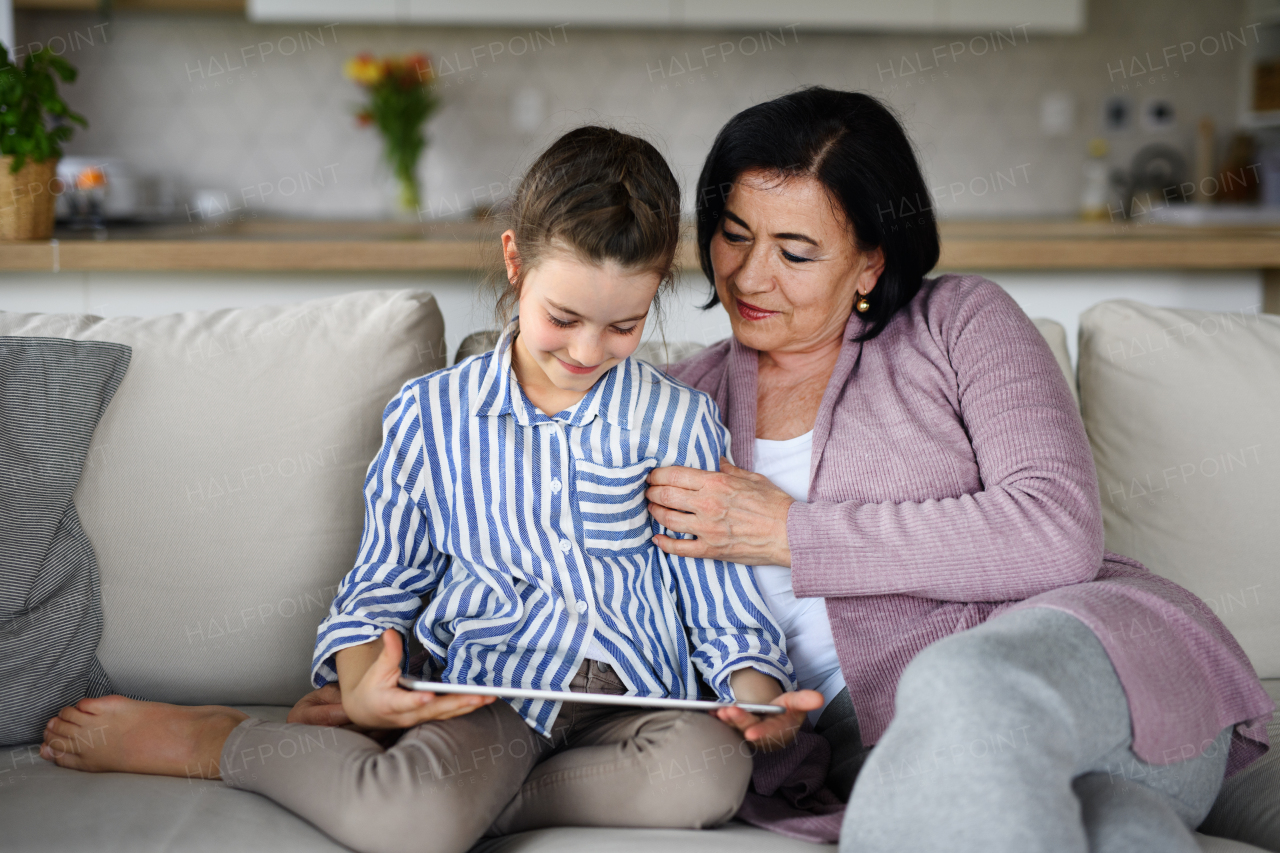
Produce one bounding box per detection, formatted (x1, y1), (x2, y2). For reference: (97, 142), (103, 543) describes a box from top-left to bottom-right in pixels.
(751, 430), (847, 724)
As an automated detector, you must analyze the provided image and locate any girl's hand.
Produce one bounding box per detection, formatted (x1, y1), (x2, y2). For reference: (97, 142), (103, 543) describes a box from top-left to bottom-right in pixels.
(287, 684), (398, 745)
(287, 684), (351, 726)
(712, 689), (824, 752)
(342, 629), (496, 729)
(646, 457), (794, 566)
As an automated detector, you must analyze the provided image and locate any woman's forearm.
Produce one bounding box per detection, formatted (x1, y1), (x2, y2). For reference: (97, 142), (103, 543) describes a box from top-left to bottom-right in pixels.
(787, 480), (1103, 603)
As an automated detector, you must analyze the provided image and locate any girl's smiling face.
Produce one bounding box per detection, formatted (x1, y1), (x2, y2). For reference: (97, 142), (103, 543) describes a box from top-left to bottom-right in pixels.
(503, 231), (661, 413)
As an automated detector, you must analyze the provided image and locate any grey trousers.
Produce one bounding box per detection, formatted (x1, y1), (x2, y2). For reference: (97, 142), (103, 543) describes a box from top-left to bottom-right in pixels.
(220, 660), (751, 853)
(838, 606), (1233, 853)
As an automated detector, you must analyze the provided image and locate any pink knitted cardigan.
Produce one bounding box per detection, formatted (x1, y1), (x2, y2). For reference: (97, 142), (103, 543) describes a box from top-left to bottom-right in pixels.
(668, 273), (1273, 781)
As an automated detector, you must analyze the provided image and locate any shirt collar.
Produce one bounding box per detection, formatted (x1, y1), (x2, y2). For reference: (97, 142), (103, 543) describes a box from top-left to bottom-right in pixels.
(472, 318), (642, 430)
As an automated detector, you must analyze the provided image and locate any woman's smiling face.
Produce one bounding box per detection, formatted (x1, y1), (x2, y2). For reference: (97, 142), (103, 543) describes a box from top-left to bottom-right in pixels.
(709, 170), (884, 354)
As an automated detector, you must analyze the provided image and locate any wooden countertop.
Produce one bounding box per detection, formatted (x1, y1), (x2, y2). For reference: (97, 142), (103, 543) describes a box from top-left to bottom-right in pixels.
(1, 217), (1279, 273)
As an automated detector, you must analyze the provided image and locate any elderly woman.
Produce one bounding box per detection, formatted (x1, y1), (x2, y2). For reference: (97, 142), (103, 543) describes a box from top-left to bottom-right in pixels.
(645, 86), (1274, 853)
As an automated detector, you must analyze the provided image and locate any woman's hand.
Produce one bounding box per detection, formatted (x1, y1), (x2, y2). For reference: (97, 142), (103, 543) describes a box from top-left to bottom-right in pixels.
(646, 457), (794, 566)
(339, 629), (495, 730)
(713, 689), (825, 752)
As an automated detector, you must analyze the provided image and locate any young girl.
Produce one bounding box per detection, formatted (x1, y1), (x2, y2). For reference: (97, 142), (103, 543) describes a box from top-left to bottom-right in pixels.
(42, 126), (811, 853)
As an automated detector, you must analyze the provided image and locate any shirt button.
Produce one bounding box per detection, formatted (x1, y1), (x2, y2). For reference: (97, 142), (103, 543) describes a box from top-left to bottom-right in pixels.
(550, 478), (562, 493)
(575, 601), (588, 614)
(558, 539), (571, 553)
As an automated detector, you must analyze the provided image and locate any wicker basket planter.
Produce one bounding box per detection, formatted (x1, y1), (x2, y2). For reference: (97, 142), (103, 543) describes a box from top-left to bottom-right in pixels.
(0, 156), (59, 240)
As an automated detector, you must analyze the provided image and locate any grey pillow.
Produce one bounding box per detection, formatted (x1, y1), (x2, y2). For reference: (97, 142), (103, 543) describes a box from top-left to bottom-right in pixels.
(0, 336), (130, 746)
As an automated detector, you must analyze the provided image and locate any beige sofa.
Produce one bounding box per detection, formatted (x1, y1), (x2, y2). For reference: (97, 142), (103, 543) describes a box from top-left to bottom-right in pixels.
(0, 290), (1275, 853)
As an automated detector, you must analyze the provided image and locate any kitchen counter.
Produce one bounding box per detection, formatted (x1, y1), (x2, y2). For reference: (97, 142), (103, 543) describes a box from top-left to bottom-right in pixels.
(0, 219), (498, 274)
(2, 216), (1278, 310)
(935, 219), (1280, 269)
(3, 216), (1278, 270)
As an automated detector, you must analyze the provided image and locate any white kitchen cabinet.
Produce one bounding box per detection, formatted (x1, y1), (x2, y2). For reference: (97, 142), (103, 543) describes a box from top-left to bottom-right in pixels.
(940, 0), (1084, 31)
(248, 0), (673, 25)
(248, 0), (403, 23)
(248, 0), (1086, 33)
(404, 0), (674, 27)
(679, 0), (1082, 32)
(678, 0), (942, 31)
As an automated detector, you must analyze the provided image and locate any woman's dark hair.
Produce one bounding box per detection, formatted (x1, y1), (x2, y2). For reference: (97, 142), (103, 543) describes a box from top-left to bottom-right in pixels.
(695, 86), (939, 342)
(494, 125), (681, 324)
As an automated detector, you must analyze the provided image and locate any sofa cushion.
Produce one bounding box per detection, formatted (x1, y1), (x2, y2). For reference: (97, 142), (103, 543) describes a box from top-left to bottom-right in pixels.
(634, 338), (715, 369)
(0, 291), (446, 706)
(4, 718), (838, 853)
(0, 713), (1265, 853)
(1077, 301), (1280, 678)
(1, 711), (353, 853)
(0, 337), (130, 745)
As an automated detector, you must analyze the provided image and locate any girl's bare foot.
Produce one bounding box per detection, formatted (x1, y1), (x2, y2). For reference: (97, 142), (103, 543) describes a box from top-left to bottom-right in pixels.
(40, 694), (248, 779)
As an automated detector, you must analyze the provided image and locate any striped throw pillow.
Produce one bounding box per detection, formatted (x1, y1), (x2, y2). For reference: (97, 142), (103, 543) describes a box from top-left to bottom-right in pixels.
(0, 336), (130, 746)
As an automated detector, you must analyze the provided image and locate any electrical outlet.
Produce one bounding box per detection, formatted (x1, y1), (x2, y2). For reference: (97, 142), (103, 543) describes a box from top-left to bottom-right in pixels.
(1040, 92), (1075, 136)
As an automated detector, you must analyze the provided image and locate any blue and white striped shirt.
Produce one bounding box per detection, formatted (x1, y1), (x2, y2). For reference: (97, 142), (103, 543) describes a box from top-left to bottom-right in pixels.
(312, 320), (794, 735)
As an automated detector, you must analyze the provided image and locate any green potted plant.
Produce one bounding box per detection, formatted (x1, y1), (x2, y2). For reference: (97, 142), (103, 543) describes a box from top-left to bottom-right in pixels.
(0, 45), (86, 240)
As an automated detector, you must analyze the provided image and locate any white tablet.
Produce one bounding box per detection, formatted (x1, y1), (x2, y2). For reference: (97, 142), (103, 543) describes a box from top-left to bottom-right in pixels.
(397, 675), (786, 715)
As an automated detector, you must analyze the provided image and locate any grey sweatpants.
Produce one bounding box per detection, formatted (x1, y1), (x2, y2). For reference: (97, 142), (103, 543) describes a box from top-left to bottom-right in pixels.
(839, 606), (1232, 853)
(220, 660), (751, 853)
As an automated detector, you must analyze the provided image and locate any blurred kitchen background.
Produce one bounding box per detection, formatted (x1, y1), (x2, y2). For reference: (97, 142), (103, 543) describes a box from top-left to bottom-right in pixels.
(1, 0), (1278, 361)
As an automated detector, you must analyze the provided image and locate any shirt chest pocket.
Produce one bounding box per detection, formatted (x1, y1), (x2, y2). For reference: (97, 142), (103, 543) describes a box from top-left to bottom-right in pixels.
(572, 456), (658, 557)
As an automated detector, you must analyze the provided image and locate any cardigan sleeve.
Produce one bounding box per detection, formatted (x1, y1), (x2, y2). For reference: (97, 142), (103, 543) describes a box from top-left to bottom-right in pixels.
(788, 280), (1105, 603)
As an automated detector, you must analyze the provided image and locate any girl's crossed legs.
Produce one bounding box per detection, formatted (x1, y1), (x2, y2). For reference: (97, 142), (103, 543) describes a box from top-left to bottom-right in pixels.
(219, 660), (751, 853)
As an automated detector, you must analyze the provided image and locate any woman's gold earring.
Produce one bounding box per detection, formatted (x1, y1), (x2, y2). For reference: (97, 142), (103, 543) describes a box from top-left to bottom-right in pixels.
(856, 294), (871, 313)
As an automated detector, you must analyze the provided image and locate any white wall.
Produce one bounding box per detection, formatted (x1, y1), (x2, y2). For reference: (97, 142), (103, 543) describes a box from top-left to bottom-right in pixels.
(13, 0), (1256, 222)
